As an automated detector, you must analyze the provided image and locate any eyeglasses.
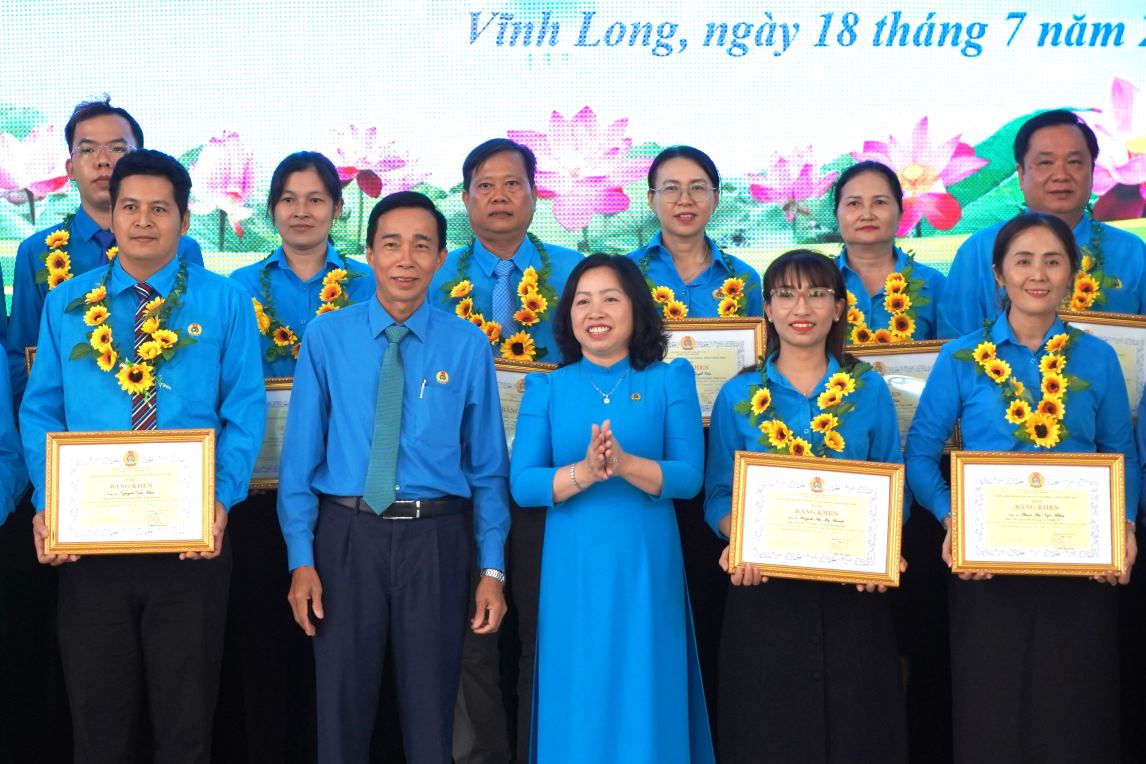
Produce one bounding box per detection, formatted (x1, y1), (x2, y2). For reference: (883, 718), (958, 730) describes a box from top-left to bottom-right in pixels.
(769, 287), (837, 307)
(651, 182), (714, 203)
(72, 143), (131, 160)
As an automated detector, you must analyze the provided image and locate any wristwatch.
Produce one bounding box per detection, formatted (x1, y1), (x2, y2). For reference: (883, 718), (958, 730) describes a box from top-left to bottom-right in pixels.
(480, 567), (506, 583)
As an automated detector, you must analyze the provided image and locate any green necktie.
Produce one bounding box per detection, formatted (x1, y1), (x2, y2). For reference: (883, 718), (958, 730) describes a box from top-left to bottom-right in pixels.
(363, 324), (410, 514)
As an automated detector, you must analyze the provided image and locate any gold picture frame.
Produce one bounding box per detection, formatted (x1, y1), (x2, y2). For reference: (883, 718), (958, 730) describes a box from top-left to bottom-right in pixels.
(728, 451), (905, 587)
(250, 377), (293, 490)
(1060, 310), (1146, 417)
(24, 346), (36, 375)
(45, 428), (215, 555)
(949, 450), (1126, 576)
(664, 317), (766, 425)
(494, 358), (558, 450)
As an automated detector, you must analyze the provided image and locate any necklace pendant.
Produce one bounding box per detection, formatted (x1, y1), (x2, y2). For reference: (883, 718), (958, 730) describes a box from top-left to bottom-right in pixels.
(603, 396), (611, 404)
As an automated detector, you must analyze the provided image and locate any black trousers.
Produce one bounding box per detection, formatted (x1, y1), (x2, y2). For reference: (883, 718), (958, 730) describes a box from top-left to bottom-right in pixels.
(313, 501), (472, 764)
(57, 545), (232, 764)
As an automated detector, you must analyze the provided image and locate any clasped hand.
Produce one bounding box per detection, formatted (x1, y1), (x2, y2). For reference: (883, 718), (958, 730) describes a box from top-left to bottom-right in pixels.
(580, 419), (627, 484)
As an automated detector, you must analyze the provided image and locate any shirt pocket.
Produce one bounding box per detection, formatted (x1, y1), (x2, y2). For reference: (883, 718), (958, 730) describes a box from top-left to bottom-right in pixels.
(157, 329), (223, 407)
(409, 380), (465, 452)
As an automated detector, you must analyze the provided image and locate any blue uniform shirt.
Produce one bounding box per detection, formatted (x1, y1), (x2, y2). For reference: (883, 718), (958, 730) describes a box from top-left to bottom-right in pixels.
(429, 235), (581, 363)
(906, 313), (1141, 522)
(8, 206), (204, 401)
(704, 354), (906, 535)
(940, 217), (1146, 338)
(19, 255), (265, 513)
(838, 246), (947, 340)
(0, 341), (26, 525)
(0, 266), (8, 351)
(625, 233), (763, 318)
(277, 298), (511, 571)
(230, 244), (375, 376)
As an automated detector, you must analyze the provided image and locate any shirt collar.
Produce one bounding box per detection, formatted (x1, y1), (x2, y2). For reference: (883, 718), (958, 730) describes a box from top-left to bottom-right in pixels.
(837, 246), (909, 278)
(989, 311), (1067, 349)
(72, 206), (104, 243)
(645, 232), (730, 276)
(473, 236), (537, 278)
(368, 297), (431, 342)
(267, 244), (344, 281)
(763, 352), (841, 395)
(109, 254), (181, 297)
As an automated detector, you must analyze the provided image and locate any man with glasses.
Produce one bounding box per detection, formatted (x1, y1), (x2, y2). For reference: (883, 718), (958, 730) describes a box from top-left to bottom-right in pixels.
(6, 97), (203, 404)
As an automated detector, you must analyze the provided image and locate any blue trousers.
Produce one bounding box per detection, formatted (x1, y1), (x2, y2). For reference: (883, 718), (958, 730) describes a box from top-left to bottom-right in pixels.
(313, 502), (472, 764)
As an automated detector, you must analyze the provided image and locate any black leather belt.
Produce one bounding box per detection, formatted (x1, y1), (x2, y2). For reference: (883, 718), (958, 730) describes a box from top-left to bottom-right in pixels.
(322, 495), (467, 520)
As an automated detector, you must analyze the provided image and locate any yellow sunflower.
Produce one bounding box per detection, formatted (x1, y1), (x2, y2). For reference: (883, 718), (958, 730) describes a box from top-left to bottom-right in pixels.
(1037, 398), (1064, 420)
(1074, 273), (1099, 296)
(322, 268), (348, 287)
(83, 305), (109, 327)
(1038, 354), (1066, 375)
(846, 307), (864, 325)
(1041, 372), (1067, 398)
(873, 329), (894, 344)
(1081, 254), (1095, 272)
(144, 296), (165, 314)
(885, 276), (908, 295)
(482, 321), (502, 343)
(518, 279), (538, 299)
(271, 327), (297, 347)
(319, 283), (343, 302)
(664, 300), (687, 320)
(1012, 380), (1026, 397)
(817, 389), (844, 409)
(972, 342), (996, 363)
(316, 303), (339, 315)
(826, 372), (856, 395)
(468, 313), (486, 327)
(96, 347), (118, 373)
(84, 285), (107, 304)
(891, 314), (914, 337)
(45, 230), (69, 249)
(104, 246), (118, 261)
(984, 358), (1011, 383)
(750, 388), (772, 416)
(846, 291), (857, 306)
(1045, 334), (1070, 353)
(1025, 412), (1061, 448)
(720, 277), (745, 298)
(811, 413), (839, 433)
(761, 420), (791, 449)
(513, 308), (539, 327)
(501, 331), (536, 361)
(1004, 399), (1031, 425)
(788, 437), (812, 457)
(46, 251), (70, 272)
(850, 326), (873, 344)
(450, 280), (473, 299)
(137, 341), (164, 361)
(717, 297), (739, 317)
(116, 362), (155, 395)
(522, 290), (548, 314)
(650, 286), (674, 304)
(823, 430), (845, 452)
(1069, 293), (1093, 311)
(89, 326), (113, 352)
(884, 293), (911, 314)
(455, 297), (474, 319)
(47, 271), (71, 289)
(141, 316), (161, 335)
(521, 266), (539, 284)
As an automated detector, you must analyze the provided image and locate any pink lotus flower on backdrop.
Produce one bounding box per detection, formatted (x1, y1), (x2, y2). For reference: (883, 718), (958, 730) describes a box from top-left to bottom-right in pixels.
(747, 148), (838, 222)
(327, 125), (426, 198)
(1088, 77), (1146, 221)
(189, 131), (256, 237)
(0, 125), (69, 224)
(852, 117), (987, 235)
(509, 106), (652, 231)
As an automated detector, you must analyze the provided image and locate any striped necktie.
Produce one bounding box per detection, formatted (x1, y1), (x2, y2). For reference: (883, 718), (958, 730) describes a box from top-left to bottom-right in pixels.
(131, 282), (158, 431)
(362, 325), (410, 514)
(492, 258), (517, 335)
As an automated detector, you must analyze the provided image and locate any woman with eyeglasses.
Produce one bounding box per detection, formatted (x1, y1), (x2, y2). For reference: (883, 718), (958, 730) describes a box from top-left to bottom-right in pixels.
(705, 249), (908, 763)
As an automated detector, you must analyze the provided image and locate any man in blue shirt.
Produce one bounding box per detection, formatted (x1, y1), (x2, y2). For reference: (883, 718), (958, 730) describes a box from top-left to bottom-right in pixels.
(430, 138), (581, 764)
(19, 150), (265, 763)
(279, 191), (510, 764)
(941, 110), (1146, 338)
(7, 97), (204, 404)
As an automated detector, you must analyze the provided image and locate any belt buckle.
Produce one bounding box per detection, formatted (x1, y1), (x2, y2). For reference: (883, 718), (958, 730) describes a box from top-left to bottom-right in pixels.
(388, 499), (421, 520)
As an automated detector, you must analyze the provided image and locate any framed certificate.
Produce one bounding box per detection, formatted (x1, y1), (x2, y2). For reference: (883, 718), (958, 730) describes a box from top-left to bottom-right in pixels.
(44, 429), (215, 555)
(664, 318), (765, 425)
(24, 346), (36, 374)
(848, 340), (959, 450)
(250, 377), (292, 490)
(949, 451), (1126, 576)
(495, 358), (556, 450)
(1061, 310), (1146, 417)
(728, 451), (905, 587)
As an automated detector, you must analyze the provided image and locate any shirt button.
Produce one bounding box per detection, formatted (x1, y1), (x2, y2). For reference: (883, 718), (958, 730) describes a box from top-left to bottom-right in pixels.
(394, 484), (400, 491)
(804, 428), (810, 435)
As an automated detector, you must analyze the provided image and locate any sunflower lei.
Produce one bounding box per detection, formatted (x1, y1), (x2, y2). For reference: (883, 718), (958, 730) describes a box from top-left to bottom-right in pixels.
(36, 214), (119, 291)
(734, 363), (868, 457)
(845, 253), (929, 344)
(252, 254), (363, 362)
(441, 233), (557, 361)
(639, 244), (753, 320)
(953, 327), (1089, 448)
(64, 257), (195, 398)
(1065, 215), (1113, 311)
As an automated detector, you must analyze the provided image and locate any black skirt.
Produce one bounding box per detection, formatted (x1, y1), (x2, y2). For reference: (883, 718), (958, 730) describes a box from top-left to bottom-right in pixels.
(949, 575), (1119, 764)
(718, 577), (907, 763)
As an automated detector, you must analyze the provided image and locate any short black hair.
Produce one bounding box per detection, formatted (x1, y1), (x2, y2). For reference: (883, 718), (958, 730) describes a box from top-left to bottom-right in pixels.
(992, 211), (1080, 277)
(462, 138), (537, 192)
(109, 149), (191, 218)
(366, 191), (447, 250)
(834, 160), (904, 213)
(267, 151), (343, 215)
(553, 253), (667, 371)
(65, 97), (144, 151)
(1013, 110), (1099, 167)
(763, 249), (849, 365)
(647, 145), (719, 189)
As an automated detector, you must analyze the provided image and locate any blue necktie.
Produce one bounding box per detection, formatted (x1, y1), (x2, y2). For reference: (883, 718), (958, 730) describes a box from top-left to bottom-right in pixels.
(363, 325), (410, 514)
(93, 229), (116, 256)
(131, 283), (158, 431)
(492, 259), (517, 335)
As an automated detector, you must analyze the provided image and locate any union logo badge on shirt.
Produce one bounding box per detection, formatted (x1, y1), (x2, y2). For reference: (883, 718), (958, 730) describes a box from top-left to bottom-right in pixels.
(187, 323), (203, 337)
(436, 370), (449, 384)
